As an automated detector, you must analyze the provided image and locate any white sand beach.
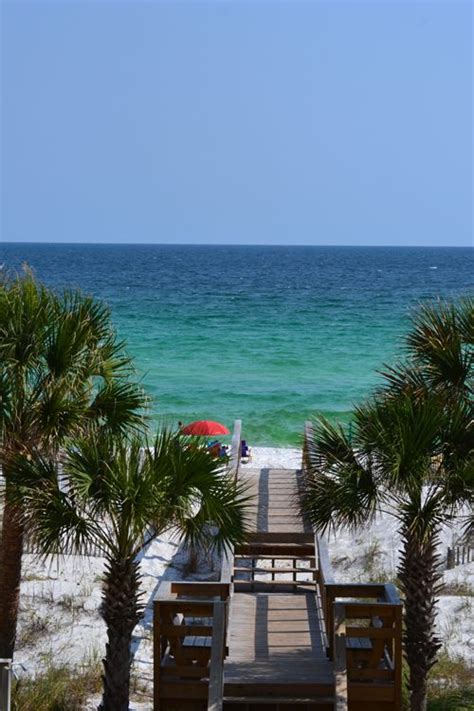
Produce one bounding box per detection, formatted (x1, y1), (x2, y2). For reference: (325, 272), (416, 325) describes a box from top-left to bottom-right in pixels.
(12, 446), (474, 709)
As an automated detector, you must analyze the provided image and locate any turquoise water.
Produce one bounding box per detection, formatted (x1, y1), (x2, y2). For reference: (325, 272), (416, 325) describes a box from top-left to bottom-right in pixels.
(2, 244), (472, 446)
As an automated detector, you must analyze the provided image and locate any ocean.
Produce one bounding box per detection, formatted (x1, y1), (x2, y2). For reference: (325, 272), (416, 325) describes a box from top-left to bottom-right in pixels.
(1, 243), (472, 446)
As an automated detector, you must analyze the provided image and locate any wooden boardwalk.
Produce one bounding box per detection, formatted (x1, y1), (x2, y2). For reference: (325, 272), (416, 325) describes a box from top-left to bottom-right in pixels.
(238, 467), (313, 542)
(224, 592), (333, 689)
(223, 468), (333, 706)
(154, 463), (403, 711)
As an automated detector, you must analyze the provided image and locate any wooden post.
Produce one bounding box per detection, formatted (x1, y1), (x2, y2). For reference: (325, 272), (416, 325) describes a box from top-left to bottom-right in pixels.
(153, 601), (162, 711)
(229, 419), (242, 481)
(334, 603), (348, 711)
(302, 420), (312, 473)
(0, 658), (12, 711)
(326, 588), (335, 660)
(208, 601), (226, 711)
(394, 604), (403, 711)
(447, 546), (454, 569)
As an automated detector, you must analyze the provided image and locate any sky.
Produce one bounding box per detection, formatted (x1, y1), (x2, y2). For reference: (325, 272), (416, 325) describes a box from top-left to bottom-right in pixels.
(1, 0), (472, 247)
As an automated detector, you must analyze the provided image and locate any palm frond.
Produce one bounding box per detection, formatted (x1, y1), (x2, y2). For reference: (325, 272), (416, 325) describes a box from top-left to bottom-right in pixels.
(406, 299), (473, 392)
(8, 452), (99, 556)
(143, 429), (252, 554)
(87, 380), (147, 434)
(397, 489), (447, 545)
(302, 415), (380, 534)
(378, 363), (429, 399)
(354, 394), (445, 493)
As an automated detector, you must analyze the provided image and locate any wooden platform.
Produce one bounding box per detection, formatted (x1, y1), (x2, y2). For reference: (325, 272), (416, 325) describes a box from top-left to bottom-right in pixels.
(154, 463), (402, 710)
(223, 469), (332, 705)
(224, 592), (333, 694)
(239, 468), (313, 542)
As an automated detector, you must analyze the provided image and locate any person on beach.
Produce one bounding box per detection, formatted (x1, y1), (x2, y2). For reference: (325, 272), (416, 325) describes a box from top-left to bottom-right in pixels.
(240, 440), (251, 462)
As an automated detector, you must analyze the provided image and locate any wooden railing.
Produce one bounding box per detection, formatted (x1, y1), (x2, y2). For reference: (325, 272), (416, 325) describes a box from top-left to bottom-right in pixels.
(153, 546), (235, 710)
(153, 585), (230, 711)
(314, 536), (402, 710)
(0, 659), (12, 711)
(334, 604), (349, 711)
(447, 543), (474, 569)
(234, 545), (318, 592)
(333, 599), (402, 710)
(229, 419), (242, 482)
(207, 601), (226, 711)
(302, 420), (313, 473)
(304, 423), (403, 710)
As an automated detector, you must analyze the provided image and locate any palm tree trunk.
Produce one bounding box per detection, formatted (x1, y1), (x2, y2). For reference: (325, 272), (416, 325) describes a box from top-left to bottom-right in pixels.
(0, 482), (24, 659)
(398, 526), (442, 711)
(99, 556), (142, 711)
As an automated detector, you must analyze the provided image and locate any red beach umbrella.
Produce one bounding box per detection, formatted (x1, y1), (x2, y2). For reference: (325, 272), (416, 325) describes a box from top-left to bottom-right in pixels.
(181, 420), (230, 436)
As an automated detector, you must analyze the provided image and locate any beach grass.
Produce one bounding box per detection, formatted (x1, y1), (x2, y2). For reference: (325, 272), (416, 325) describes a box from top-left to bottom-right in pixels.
(11, 662), (101, 711)
(426, 652), (474, 710)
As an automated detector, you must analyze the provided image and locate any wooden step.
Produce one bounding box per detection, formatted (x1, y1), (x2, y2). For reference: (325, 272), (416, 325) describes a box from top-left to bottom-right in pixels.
(223, 696), (334, 704)
(224, 706), (333, 711)
(234, 579), (316, 587)
(246, 533), (313, 544)
(235, 543), (315, 557)
(235, 555), (315, 562)
(234, 567), (318, 573)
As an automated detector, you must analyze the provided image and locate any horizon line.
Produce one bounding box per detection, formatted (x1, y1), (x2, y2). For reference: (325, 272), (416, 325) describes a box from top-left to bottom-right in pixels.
(2, 241), (472, 249)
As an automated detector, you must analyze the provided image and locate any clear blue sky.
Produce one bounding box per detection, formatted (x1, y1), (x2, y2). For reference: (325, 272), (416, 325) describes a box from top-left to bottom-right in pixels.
(1, 0), (472, 246)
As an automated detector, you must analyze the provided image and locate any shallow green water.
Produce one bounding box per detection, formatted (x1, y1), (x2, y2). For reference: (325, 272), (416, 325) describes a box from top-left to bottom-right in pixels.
(2, 243), (472, 445)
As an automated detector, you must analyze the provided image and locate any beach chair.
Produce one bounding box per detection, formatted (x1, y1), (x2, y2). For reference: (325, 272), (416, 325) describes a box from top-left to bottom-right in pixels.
(240, 439), (252, 463)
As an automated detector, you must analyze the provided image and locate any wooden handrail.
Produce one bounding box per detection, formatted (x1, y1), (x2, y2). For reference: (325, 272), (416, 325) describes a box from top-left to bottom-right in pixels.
(333, 601), (402, 688)
(207, 601), (226, 711)
(221, 547), (234, 586)
(333, 603), (348, 711)
(302, 420), (312, 472)
(316, 534), (335, 584)
(333, 599), (402, 710)
(229, 419), (242, 482)
(170, 581), (230, 600)
(315, 534), (334, 650)
(220, 547), (234, 650)
(324, 582), (401, 661)
(303, 420), (403, 708)
(0, 659), (12, 711)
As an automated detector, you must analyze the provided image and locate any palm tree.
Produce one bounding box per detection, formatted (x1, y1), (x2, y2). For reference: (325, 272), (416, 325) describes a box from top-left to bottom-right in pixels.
(302, 299), (473, 711)
(11, 428), (250, 711)
(0, 272), (145, 658)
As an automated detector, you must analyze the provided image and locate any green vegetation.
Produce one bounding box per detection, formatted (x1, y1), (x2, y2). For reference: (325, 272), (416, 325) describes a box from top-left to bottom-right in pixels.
(1, 272), (250, 711)
(2, 274), (473, 710)
(11, 662), (102, 711)
(426, 652), (474, 711)
(303, 298), (474, 711)
(0, 271), (145, 660)
(13, 428), (250, 710)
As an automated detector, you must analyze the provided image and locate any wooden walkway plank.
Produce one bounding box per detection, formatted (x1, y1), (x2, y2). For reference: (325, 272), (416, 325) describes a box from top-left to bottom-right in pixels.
(238, 468), (313, 542)
(154, 464), (402, 709)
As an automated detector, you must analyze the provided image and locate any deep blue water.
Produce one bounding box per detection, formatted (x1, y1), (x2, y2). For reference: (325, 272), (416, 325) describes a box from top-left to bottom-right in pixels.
(1, 243), (472, 445)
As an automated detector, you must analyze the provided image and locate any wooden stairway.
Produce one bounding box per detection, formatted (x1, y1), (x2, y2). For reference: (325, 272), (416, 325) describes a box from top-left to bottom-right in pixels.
(223, 698), (334, 710)
(222, 540), (335, 710)
(233, 541), (319, 592)
(153, 465), (403, 711)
